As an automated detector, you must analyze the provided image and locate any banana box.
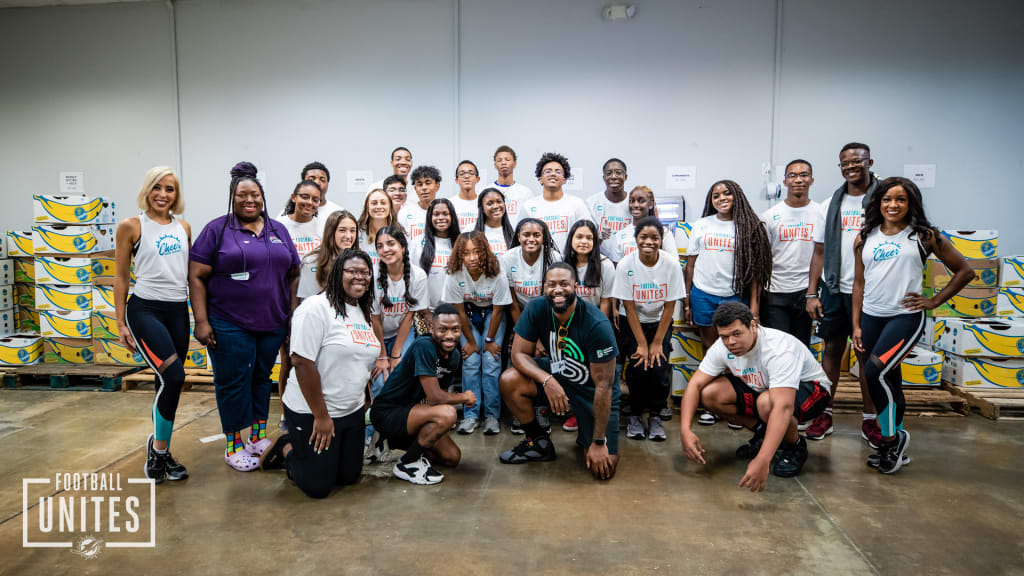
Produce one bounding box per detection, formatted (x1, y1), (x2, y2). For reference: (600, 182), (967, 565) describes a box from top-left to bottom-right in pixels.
(936, 317), (1024, 358)
(810, 335), (823, 363)
(921, 317), (946, 349)
(674, 221), (692, 258)
(14, 283), (34, 308)
(35, 284), (92, 312)
(92, 285), (121, 312)
(93, 338), (146, 366)
(671, 362), (698, 397)
(6, 230), (34, 257)
(0, 259), (12, 285)
(924, 287), (997, 318)
(39, 309), (91, 338)
(13, 258), (34, 283)
(1001, 256), (1024, 287)
(923, 258), (999, 290)
(850, 348), (943, 387)
(270, 358), (282, 384)
(184, 339), (209, 369)
(18, 307), (39, 333)
(672, 300), (693, 327)
(940, 229), (998, 260)
(91, 311), (119, 339)
(34, 256), (92, 285)
(0, 307), (15, 335)
(669, 328), (704, 365)
(43, 337), (94, 364)
(33, 195), (116, 225)
(0, 285), (13, 310)
(32, 224), (115, 255)
(942, 355), (1024, 389)
(0, 333), (43, 366)
(997, 288), (1024, 317)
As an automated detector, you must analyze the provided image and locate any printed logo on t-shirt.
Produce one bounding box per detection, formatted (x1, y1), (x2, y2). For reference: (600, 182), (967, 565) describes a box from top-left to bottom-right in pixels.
(156, 233), (182, 256)
(872, 240), (901, 262)
(457, 213), (478, 230)
(576, 285), (599, 298)
(633, 282), (667, 303)
(841, 209), (863, 232)
(382, 298), (409, 319)
(779, 223), (815, 242)
(702, 232), (735, 252)
(345, 321), (380, 348)
(292, 235), (321, 255)
(431, 249), (451, 272)
(596, 346), (615, 359)
(513, 280), (542, 298)
(504, 200), (519, 217)
(540, 215), (570, 234)
(733, 367), (766, 391)
(408, 223), (425, 239)
(600, 216), (630, 235)
(547, 332), (590, 386)
(269, 235), (284, 244)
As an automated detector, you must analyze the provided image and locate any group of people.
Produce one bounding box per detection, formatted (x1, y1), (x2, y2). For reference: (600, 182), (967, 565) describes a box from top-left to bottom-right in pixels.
(113, 141), (975, 498)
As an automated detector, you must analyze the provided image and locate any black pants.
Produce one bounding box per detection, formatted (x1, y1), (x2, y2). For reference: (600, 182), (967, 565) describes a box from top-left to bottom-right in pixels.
(860, 312), (925, 438)
(761, 290), (812, 347)
(619, 317), (671, 417)
(283, 406), (364, 499)
(125, 296), (189, 445)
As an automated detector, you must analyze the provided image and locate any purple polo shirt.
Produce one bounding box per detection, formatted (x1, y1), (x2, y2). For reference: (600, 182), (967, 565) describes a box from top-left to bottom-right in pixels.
(190, 214), (301, 332)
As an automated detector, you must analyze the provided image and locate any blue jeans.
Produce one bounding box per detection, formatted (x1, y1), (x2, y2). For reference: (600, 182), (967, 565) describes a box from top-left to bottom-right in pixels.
(208, 316), (287, 434)
(461, 310), (506, 420)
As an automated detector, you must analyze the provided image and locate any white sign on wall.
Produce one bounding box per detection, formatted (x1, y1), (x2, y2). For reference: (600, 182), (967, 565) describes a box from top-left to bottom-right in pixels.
(665, 166), (697, 190)
(346, 170), (373, 194)
(564, 172), (583, 192)
(903, 164), (936, 189)
(59, 172), (84, 194)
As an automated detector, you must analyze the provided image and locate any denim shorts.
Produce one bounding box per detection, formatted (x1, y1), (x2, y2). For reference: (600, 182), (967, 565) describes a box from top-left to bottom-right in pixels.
(690, 285), (746, 327)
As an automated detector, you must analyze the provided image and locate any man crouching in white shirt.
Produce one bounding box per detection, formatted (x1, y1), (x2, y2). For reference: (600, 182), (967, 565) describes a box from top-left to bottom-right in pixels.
(680, 302), (832, 491)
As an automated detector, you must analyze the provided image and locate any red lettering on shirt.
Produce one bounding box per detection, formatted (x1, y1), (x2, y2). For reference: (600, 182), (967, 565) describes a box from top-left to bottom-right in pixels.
(779, 223), (814, 242)
(504, 200), (519, 216)
(347, 326), (381, 348)
(383, 301), (409, 317)
(542, 215), (570, 234)
(576, 285), (598, 297)
(633, 284), (667, 302)
(600, 217), (630, 234)
(702, 233), (735, 252)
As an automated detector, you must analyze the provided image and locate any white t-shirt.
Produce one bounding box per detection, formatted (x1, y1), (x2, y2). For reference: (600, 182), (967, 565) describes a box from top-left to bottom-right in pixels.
(297, 252), (321, 299)
(814, 194), (865, 294)
(316, 198), (345, 237)
(861, 227), (925, 317)
(283, 297), (380, 418)
(586, 192), (632, 255)
(761, 200), (823, 294)
(575, 257), (616, 309)
(397, 202), (429, 246)
(449, 195), (479, 232)
(611, 250), (687, 323)
(443, 266), (513, 307)
(492, 181), (533, 224)
(274, 215), (321, 258)
(689, 215), (738, 297)
(410, 237), (453, 309)
(358, 231), (380, 267)
(483, 224), (510, 257)
(698, 326), (831, 394)
(522, 193), (593, 254)
(608, 223), (679, 264)
(371, 266), (429, 340)
(501, 246), (561, 308)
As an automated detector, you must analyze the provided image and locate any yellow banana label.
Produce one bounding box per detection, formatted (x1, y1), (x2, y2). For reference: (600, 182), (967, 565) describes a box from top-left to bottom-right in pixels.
(962, 324), (1024, 357)
(941, 231), (997, 259)
(40, 311), (91, 338)
(670, 330), (704, 363)
(34, 226), (97, 254)
(966, 358), (1024, 388)
(34, 196), (104, 223)
(98, 340), (146, 365)
(7, 231), (34, 256)
(46, 339), (94, 364)
(0, 338), (43, 365)
(38, 258), (92, 284)
(36, 285), (92, 311)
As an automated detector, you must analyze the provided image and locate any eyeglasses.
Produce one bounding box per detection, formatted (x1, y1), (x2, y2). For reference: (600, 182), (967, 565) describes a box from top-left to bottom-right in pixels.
(838, 159), (869, 168)
(786, 172), (811, 179)
(543, 169), (564, 176)
(343, 268), (371, 278)
(457, 171), (478, 178)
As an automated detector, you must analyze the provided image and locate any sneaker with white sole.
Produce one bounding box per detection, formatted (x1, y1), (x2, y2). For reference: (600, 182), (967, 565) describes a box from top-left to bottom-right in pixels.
(483, 417), (500, 435)
(457, 418), (478, 435)
(510, 418), (525, 435)
(535, 407), (552, 434)
(877, 430), (910, 475)
(499, 436), (556, 464)
(658, 407), (673, 421)
(144, 434), (166, 484)
(647, 417), (667, 441)
(393, 456), (444, 485)
(698, 410), (718, 426)
(626, 415), (645, 439)
(562, 416), (579, 431)
(727, 422), (744, 430)
(867, 452), (910, 469)
(805, 412), (833, 441)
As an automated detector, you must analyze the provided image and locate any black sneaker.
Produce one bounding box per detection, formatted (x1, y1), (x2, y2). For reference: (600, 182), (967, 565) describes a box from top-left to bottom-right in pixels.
(510, 418), (525, 435)
(735, 424), (766, 459)
(698, 410), (718, 426)
(499, 436), (557, 464)
(393, 456), (444, 485)
(772, 436), (808, 478)
(144, 434), (166, 484)
(260, 432), (292, 471)
(867, 452), (910, 469)
(163, 451), (189, 481)
(877, 430), (910, 475)
(535, 406), (552, 435)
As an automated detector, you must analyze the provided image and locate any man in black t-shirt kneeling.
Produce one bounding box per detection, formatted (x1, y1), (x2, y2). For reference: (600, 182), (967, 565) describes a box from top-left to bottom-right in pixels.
(371, 304), (473, 486)
(498, 262), (621, 480)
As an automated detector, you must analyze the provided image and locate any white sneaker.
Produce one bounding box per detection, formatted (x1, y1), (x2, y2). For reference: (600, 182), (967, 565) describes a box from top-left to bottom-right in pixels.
(393, 456), (444, 485)
(698, 411), (718, 426)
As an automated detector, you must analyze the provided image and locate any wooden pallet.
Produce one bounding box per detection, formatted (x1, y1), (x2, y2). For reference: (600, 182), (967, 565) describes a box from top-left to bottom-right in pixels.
(0, 364), (142, 392)
(946, 386), (1024, 420)
(121, 368), (214, 392)
(831, 375), (968, 417)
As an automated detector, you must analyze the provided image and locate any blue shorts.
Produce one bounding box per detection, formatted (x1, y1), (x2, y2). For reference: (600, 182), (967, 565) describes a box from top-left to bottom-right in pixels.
(690, 284), (746, 327)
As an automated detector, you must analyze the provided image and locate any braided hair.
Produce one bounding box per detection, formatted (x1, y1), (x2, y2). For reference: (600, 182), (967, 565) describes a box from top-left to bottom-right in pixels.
(375, 226), (418, 310)
(474, 187), (514, 246)
(860, 177), (937, 244)
(419, 198), (461, 273)
(563, 219), (603, 288)
(509, 217), (558, 280)
(701, 179), (773, 296)
(218, 162), (282, 261)
(325, 249), (375, 321)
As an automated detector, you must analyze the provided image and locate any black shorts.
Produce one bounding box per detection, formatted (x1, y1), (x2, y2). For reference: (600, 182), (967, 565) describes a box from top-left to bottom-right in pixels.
(534, 357), (620, 455)
(369, 403), (415, 451)
(818, 283), (854, 342)
(725, 374), (831, 423)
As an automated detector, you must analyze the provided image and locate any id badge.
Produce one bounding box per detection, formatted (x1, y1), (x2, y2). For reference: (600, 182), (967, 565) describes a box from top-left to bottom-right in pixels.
(230, 272), (250, 281)
(550, 360), (566, 374)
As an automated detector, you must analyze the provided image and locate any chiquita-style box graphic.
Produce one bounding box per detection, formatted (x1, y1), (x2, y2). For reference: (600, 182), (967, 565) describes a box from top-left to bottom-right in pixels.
(32, 195), (117, 225)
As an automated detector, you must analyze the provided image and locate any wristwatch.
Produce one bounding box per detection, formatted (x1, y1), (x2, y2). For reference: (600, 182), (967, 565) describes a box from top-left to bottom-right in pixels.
(592, 436), (607, 447)
(484, 337), (496, 343)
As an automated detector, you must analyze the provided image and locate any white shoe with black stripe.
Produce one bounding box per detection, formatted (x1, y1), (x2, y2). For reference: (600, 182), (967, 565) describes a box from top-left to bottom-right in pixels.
(393, 456), (444, 485)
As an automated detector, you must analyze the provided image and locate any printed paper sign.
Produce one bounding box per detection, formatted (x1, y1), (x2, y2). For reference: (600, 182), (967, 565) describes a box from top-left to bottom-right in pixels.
(564, 172), (583, 191)
(665, 166), (696, 190)
(346, 170), (373, 194)
(59, 172), (84, 194)
(903, 164), (936, 189)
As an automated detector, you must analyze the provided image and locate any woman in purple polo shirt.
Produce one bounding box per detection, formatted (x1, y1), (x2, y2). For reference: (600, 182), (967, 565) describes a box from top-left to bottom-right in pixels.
(189, 162), (301, 472)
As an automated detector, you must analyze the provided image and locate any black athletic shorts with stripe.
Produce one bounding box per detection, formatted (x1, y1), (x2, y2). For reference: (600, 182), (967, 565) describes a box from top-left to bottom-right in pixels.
(725, 374), (830, 423)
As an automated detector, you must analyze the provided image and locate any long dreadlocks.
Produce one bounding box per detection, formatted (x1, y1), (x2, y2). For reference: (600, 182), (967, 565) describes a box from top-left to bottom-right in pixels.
(701, 179), (773, 296)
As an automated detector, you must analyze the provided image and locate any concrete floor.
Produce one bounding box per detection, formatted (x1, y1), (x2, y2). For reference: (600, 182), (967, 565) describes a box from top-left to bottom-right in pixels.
(0, 389), (1022, 576)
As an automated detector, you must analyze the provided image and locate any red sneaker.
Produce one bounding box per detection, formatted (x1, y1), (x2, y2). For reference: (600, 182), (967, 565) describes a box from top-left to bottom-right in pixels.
(562, 416), (579, 432)
(804, 412), (834, 441)
(861, 418), (882, 449)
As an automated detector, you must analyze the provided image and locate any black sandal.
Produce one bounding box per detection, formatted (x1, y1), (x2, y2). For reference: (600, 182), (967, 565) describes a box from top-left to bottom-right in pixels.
(260, 433), (291, 471)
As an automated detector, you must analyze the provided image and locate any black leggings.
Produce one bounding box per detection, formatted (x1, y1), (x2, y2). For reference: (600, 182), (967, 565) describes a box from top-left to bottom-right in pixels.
(619, 317), (672, 417)
(860, 311), (925, 438)
(125, 296), (189, 445)
(283, 405), (364, 499)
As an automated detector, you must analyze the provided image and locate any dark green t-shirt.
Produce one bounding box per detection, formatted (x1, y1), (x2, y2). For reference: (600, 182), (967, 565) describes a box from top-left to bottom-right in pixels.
(374, 334), (460, 408)
(513, 298), (618, 388)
